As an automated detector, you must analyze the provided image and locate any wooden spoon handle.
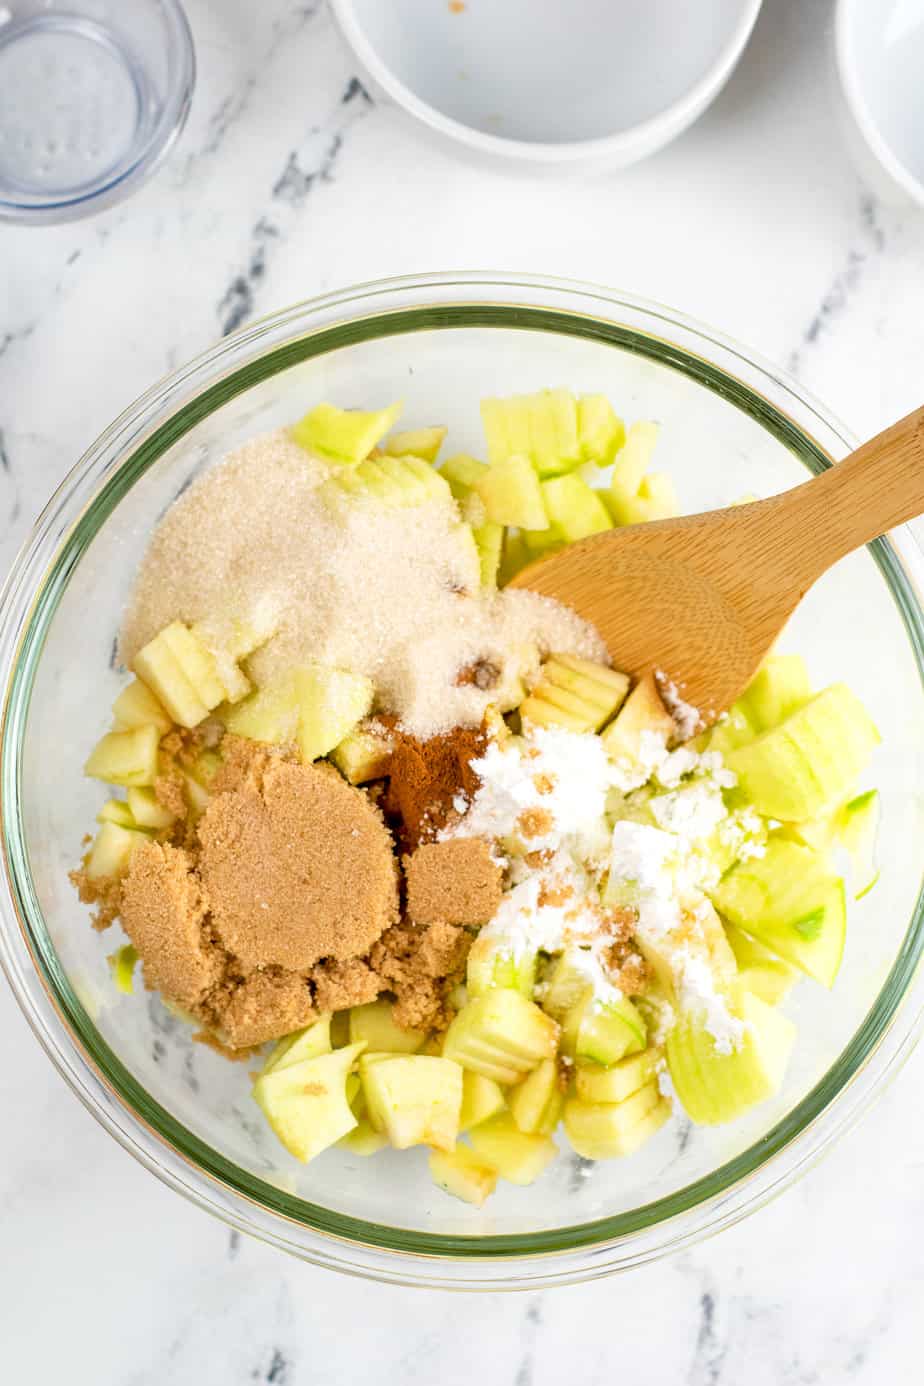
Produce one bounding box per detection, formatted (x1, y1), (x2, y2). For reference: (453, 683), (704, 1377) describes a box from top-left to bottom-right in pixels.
(776, 403), (924, 580)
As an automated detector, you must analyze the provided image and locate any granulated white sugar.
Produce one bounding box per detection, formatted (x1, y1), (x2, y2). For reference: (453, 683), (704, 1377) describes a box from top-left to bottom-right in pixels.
(120, 428), (607, 738)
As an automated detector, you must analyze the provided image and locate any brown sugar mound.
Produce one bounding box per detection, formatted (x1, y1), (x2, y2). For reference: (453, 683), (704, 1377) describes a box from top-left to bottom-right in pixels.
(370, 920), (472, 1031)
(405, 838), (502, 927)
(120, 841), (224, 1011)
(198, 758), (398, 972)
(383, 721), (487, 850)
(203, 967), (317, 1049)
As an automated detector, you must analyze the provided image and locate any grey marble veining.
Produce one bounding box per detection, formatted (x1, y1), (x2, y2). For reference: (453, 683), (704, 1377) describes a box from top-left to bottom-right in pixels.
(2, 1), (924, 1381)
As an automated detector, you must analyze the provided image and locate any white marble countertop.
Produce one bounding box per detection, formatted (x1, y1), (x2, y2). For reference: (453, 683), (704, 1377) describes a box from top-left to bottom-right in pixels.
(3, 0), (924, 1380)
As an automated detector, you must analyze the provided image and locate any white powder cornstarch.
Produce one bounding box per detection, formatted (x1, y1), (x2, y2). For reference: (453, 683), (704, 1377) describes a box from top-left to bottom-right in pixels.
(446, 725), (618, 861)
(119, 429), (606, 739)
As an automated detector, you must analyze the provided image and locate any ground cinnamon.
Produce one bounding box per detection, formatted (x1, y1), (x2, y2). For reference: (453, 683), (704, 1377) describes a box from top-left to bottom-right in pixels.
(383, 720), (488, 850)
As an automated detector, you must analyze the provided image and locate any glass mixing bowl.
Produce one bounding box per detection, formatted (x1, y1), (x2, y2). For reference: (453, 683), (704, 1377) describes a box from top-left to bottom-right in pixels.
(1, 274), (922, 1289)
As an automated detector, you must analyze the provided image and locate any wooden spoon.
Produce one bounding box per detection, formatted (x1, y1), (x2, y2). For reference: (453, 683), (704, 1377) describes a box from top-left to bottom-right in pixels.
(510, 404), (924, 728)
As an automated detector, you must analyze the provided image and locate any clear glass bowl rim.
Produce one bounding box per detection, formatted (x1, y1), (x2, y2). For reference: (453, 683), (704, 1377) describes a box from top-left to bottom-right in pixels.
(1, 271), (922, 1290)
(0, 0), (196, 225)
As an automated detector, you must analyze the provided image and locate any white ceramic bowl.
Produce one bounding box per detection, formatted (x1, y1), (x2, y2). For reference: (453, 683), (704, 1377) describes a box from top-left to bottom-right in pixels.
(329, 0), (763, 167)
(835, 0), (924, 207)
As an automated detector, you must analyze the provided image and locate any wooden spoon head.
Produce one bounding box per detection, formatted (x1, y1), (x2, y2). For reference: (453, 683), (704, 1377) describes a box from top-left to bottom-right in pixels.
(509, 512), (790, 729)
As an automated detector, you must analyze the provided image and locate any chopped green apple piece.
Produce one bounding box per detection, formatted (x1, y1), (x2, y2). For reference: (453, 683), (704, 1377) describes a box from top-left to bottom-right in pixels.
(97, 799), (137, 829)
(575, 1048), (660, 1104)
(330, 725), (393, 783)
(468, 1112), (557, 1185)
(540, 473), (612, 542)
(429, 1144), (499, 1207)
(376, 455), (452, 503)
(539, 948), (595, 1019)
(522, 654), (629, 735)
(261, 1014), (333, 1076)
(705, 702), (757, 758)
(84, 725), (160, 788)
(126, 786), (175, 831)
(442, 990), (559, 1085)
(439, 453), (488, 500)
(473, 521), (504, 588)
(86, 822), (147, 878)
(577, 394), (626, 466)
(497, 530), (531, 587)
(724, 923), (798, 1006)
(739, 655), (811, 732)
(291, 400), (402, 464)
(112, 678), (173, 735)
(568, 995), (646, 1066)
(527, 389), (581, 478)
(339, 1117), (389, 1155)
(712, 837), (846, 986)
(225, 664), (373, 764)
(253, 1042), (365, 1162)
(475, 454), (549, 531)
(384, 426), (447, 464)
(466, 936), (537, 999)
(190, 624), (251, 704)
(666, 988), (795, 1125)
(349, 999), (427, 1054)
(459, 1070), (506, 1130)
(610, 420), (659, 496)
(563, 1080), (667, 1159)
(133, 626), (211, 728)
(108, 943), (139, 995)
(508, 1058), (563, 1136)
(726, 683), (880, 821)
(836, 789), (880, 899)
(359, 1054), (462, 1151)
(600, 672), (675, 766)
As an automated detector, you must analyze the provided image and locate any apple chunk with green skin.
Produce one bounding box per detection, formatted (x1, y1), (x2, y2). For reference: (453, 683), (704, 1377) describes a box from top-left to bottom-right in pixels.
(252, 1042), (365, 1162)
(666, 989), (795, 1125)
(290, 399), (402, 464)
(224, 664), (373, 764)
(711, 837), (846, 986)
(348, 999), (427, 1054)
(429, 1145), (499, 1207)
(359, 1054), (463, 1151)
(260, 1014), (332, 1077)
(459, 1071), (506, 1131)
(442, 990), (559, 1084)
(564, 1080), (669, 1160)
(469, 1111), (557, 1184)
(726, 682), (879, 821)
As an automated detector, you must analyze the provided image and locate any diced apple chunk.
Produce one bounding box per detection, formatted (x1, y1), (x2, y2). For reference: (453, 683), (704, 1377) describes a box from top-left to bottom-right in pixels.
(339, 1118), (389, 1155)
(475, 454), (549, 531)
(112, 678), (173, 734)
(84, 725), (159, 787)
(521, 654), (629, 735)
(261, 1014), (333, 1076)
(567, 994), (646, 1066)
(225, 664), (374, 764)
(540, 473), (612, 542)
(508, 1058), (563, 1136)
(330, 725), (393, 783)
(348, 999), (427, 1054)
(127, 786), (175, 831)
(600, 672), (675, 765)
(578, 394), (626, 466)
(466, 936), (537, 999)
(459, 1071), (506, 1131)
(132, 625), (213, 728)
(291, 400), (403, 464)
(252, 1042), (365, 1162)
(385, 426), (447, 464)
(564, 1082), (669, 1159)
(96, 799), (137, 829)
(666, 989), (796, 1125)
(86, 822), (148, 879)
(575, 1048), (660, 1104)
(429, 1144), (499, 1207)
(442, 990), (559, 1085)
(359, 1054), (463, 1152)
(468, 1112), (557, 1184)
(108, 943), (139, 995)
